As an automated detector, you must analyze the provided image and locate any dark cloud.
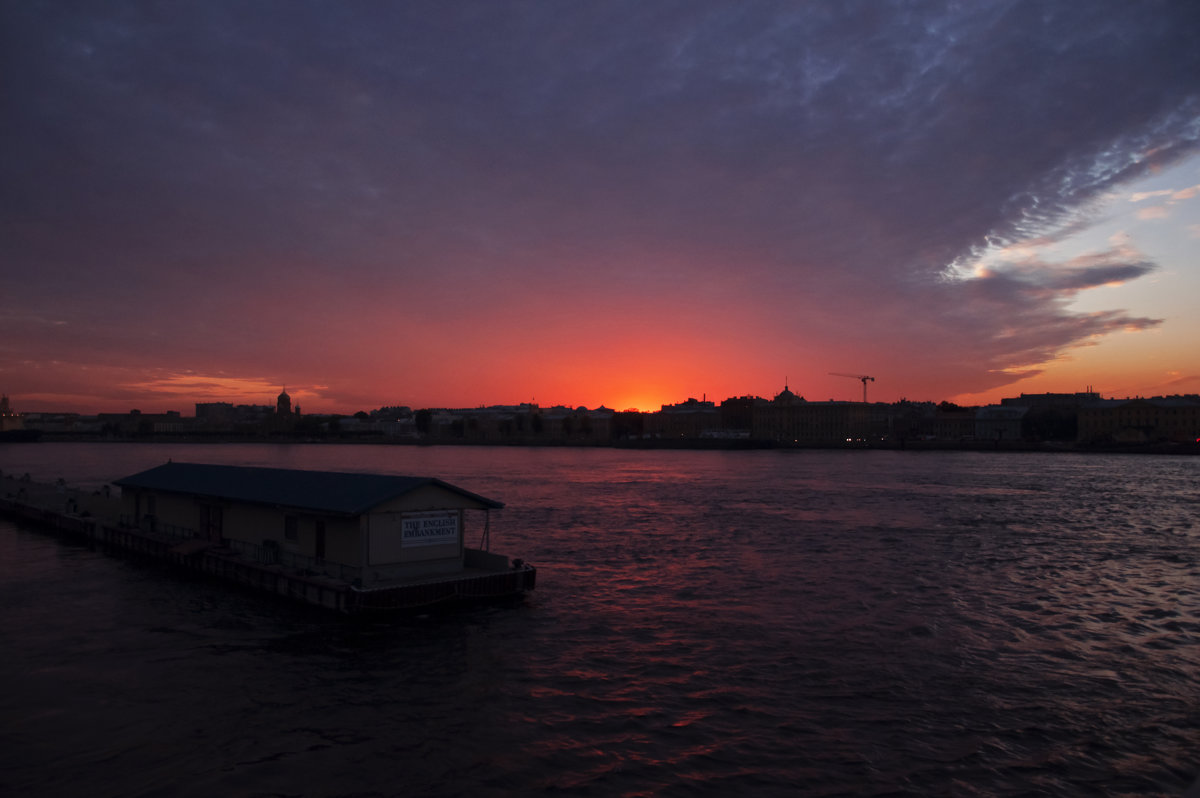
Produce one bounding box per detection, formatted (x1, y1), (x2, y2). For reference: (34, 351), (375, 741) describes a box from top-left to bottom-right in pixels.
(1031, 260), (1158, 295)
(2, 0), (1198, 405)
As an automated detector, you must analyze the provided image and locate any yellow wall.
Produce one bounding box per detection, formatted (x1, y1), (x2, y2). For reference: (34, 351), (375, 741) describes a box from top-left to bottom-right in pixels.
(119, 482), (495, 579)
(370, 484), (493, 513)
(365, 510), (461, 565)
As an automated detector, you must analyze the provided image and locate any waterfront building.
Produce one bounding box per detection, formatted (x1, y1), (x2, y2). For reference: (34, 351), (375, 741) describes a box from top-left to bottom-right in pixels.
(0, 395), (43, 440)
(114, 462), (508, 587)
(96, 409), (191, 436)
(535, 406), (614, 442)
(1000, 390), (1099, 441)
(195, 402), (277, 434)
(0, 394), (24, 432)
(646, 398), (721, 439)
(1001, 391), (1101, 409)
(974, 405), (1028, 442)
(752, 384), (869, 443)
(932, 405), (976, 441)
(1077, 396), (1200, 444)
(718, 395), (766, 438)
(336, 417), (419, 439)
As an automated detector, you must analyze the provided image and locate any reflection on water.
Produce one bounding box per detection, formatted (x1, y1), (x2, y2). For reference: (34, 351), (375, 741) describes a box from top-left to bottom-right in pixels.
(1, 444), (1197, 796)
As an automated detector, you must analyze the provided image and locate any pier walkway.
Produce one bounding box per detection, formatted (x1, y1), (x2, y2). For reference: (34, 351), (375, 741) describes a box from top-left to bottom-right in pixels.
(0, 472), (534, 613)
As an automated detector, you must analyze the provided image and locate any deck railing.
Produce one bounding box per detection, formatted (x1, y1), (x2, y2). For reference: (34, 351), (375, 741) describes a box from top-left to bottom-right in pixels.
(222, 537), (362, 583)
(118, 514), (362, 583)
(120, 514), (195, 541)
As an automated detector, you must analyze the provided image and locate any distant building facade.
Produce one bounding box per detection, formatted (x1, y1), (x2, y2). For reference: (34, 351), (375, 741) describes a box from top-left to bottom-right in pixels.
(975, 405), (1028, 442)
(646, 398), (720, 439)
(1078, 397), (1200, 444)
(718, 396), (764, 436)
(752, 384), (869, 443)
(0, 394), (24, 433)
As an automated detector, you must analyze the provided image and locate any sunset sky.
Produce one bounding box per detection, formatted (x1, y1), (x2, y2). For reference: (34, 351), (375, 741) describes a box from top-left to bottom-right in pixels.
(3, 1), (1199, 414)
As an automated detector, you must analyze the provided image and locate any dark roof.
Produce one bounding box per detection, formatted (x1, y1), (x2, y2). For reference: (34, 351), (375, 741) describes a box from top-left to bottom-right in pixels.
(1082, 397), (1200, 409)
(114, 462), (503, 515)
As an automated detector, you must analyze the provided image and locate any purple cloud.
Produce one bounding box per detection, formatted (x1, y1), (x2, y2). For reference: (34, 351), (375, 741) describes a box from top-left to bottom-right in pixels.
(2, 0), (1198, 406)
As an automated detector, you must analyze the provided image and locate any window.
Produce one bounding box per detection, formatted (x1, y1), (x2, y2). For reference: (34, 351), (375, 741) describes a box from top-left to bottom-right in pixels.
(284, 515), (299, 542)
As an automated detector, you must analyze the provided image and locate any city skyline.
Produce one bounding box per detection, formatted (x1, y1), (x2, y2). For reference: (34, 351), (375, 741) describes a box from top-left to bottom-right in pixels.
(4, 2), (1199, 415)
(11, 381), (1199, 421)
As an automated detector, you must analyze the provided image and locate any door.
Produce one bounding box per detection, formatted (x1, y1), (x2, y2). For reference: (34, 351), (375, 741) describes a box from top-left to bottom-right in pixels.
(315, 520), (326, 561)
(200, 503), (223, 542)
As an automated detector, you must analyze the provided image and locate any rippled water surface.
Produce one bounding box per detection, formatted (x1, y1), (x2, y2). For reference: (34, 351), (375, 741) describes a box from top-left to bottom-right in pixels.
(1, 443), (1198, 796)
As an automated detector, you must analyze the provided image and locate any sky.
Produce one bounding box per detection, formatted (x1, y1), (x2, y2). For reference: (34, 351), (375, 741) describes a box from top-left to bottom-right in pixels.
(3, 0), (1199, 414)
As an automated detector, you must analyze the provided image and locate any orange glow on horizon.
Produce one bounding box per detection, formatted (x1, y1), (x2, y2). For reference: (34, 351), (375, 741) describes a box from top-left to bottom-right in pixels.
(608, 396), (670, 413)
(7, 309), (1195, 416)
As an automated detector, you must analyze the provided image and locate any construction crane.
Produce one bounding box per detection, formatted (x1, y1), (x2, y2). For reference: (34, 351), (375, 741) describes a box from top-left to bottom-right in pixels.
(829, 372), (875, 403)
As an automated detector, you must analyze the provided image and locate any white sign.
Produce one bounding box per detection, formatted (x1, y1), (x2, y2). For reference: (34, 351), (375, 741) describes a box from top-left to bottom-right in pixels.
(401, 513), (459, 547)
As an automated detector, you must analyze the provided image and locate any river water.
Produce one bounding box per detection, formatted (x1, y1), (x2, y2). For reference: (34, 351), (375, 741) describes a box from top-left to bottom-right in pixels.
(1, 442), (1197, 797)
